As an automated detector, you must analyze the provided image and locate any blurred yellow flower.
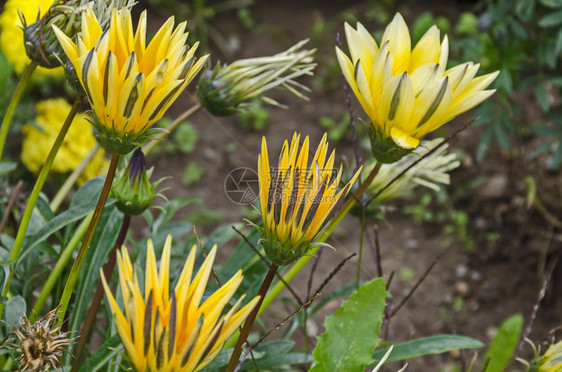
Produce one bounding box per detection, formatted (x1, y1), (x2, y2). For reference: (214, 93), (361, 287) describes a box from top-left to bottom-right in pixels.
(53, 6), (208, 154)
(538, 341), (562, 372)
(21, 98), (108, 184)
(0, 0), (63, 77)
(257, 133), (361, 265)
(336, 13), (499, 150)
(101, 235), (259, 371)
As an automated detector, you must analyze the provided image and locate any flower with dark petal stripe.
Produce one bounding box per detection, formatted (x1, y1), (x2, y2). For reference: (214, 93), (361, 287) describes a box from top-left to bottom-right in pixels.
(53, 7), (208, 154)
(100, 235), (259, 372)
(336, 13), (498, 161)
(256, 133), (361, 265)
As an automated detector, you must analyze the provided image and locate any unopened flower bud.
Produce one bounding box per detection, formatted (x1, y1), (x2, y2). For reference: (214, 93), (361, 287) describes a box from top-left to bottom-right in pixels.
(111, 148), (166, 215)
(22, 0), (135, 69)
(197, 39), (316, 117)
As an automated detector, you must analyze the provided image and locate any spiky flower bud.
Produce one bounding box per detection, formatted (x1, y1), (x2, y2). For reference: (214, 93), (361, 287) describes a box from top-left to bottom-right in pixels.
(22, 0), (135, 69)
(0, 305), (75, 372)
(196, 39), (316, 117)
(111, 148), (165, 215)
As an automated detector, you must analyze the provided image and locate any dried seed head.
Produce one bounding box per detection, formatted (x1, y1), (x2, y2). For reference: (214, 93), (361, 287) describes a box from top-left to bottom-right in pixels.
(1, 305), (76, 372)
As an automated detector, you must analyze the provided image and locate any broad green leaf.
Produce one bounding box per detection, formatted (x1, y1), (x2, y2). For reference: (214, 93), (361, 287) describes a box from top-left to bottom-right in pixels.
(538, 9), (562, 26)
(371, 335), (485, 365)
(483, 314), (523, 372)
(311, 278), (386, 372)
(77, 334), (122, 372)
(4, 296), (26, 327)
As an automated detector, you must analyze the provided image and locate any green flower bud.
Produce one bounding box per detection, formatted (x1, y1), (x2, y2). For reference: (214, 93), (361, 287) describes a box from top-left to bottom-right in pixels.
(196, 39), (316, 117)
(111, 148), (166, 215)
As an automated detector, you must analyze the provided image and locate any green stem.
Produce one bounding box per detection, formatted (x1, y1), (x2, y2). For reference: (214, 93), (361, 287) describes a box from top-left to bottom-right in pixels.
(0, 95), (82, 317)
(142, 102), (202, 155)
(56, 152), (120, 326)
(226, 264), (279, 372)
(51, 144), (102, 213)
(31, 212), (93, 319)
(71, 214), (131, 372)
(0, 62), (37, 162)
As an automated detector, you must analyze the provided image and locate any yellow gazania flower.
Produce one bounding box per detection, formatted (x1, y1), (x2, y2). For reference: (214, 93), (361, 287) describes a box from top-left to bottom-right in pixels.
(0, 0), (63, 77)
(53, 7), (208, 154)
(257, 132), (361, 265)
(336, 13), (499, 150)
(538, 341), (562, 372)
(101, 235), (259, 372)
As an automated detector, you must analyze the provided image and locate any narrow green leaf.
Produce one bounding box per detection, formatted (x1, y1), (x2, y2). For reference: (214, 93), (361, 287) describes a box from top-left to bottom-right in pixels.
(312, 278), (386, 372)
(483, 314), (523, 372)
(539, 0), (562, 8)
(538, 9), (562, 26)
(371, 335), (485, 365)
(535, 84), (550, 112)
(78, 334), (122, 372)
(19, 199), (116, 262)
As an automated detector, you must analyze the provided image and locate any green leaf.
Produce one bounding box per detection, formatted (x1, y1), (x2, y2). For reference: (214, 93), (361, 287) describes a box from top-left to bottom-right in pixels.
(371, 335), (485, 365)
(539, 0), (562, 8)
(311, 278), (386, 372)
(78, 334), (122, 372)
(535, 84), (550, 112)
(538, 9), (562, 26)
(483, 314), (523, 372)
(19, 199), (116, 262)
(285, 281), (361, 338)
(0, 162), (16, 176)
(4, 296), (26, 327)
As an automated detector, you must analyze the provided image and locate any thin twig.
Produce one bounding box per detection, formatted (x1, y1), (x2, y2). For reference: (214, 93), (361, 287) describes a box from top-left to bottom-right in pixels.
(306, 246), (324, 298)
(313, 253), (357, 298)
(516, 262), (557, 357)
(253, 293), (321, 348)
(365, 117), (478, 208)
(0, 180), (23, 236)
(389, 248), (448, 318)
(374, 225), (383, 278)
(193, 226), (222, 287)
(232, 226), (303, 304)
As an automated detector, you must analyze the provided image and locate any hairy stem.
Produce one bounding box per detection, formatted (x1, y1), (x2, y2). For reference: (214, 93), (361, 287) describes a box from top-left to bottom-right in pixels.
(226, 263), (279, 372)
(56, 152), (120, 326)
